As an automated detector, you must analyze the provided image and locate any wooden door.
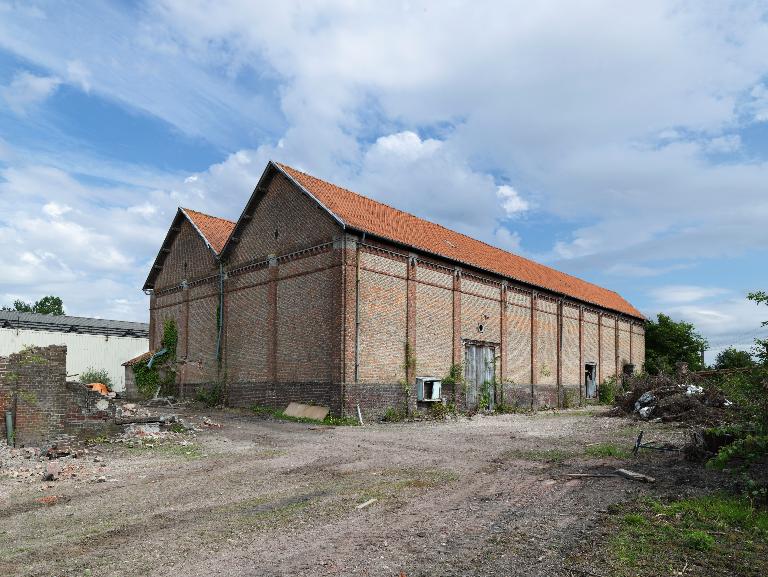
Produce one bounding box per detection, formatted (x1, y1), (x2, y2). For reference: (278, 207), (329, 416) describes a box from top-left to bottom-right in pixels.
(464, 343), (495, 411)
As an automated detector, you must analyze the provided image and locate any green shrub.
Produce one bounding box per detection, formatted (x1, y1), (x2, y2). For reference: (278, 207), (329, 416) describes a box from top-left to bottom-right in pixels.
(708, 434), (768, 470)
(562, 388), (577, 408)
(382, 407), (406, 422)
(196, 383), (224, 407)
(429, 402), (449, 420)
(716, 367), (768, 433)
(683, 530), (715, 551)
(599, 375), (620, 405)
(79, 367), (112, 389)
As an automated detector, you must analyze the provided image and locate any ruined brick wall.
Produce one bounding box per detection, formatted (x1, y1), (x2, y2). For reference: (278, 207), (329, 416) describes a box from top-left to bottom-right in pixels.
(0, 345), (117, 447)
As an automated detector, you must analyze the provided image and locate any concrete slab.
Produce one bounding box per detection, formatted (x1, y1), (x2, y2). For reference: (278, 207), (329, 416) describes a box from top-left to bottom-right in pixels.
(283, 402), (330, 421)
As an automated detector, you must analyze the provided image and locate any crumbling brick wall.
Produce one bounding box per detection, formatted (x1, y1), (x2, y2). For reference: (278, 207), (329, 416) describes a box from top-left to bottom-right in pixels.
(0, 345), (117, 447)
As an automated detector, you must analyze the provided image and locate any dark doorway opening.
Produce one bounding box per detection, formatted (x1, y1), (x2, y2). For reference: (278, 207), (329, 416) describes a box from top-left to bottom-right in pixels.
(584, 363), (597, 399)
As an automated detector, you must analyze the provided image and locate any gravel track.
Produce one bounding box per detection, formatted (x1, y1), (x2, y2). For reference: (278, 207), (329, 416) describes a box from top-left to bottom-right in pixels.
(0, 407), (693, 576)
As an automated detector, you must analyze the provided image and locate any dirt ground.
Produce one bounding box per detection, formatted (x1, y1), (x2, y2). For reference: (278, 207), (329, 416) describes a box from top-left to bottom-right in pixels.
(0, 406), (716, 576)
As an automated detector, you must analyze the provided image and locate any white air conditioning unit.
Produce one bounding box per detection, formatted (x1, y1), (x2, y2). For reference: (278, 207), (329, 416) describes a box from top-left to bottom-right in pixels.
(416, 377), (442, 402)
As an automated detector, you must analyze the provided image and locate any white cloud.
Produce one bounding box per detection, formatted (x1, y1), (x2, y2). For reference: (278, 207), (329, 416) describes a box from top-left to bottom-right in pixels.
(493, 228), (522, 252)
(66, 60), (92, 92)
(0, 0), (767, 339)
(42, 201), (72, 219)
(749, 83), (768, 122)
(1, 70), (60, 115)
(604, 262), (693, 278)
(496, 185), (529, 216)
(704, 134), (741, 153)
(651, 285), (729, 304)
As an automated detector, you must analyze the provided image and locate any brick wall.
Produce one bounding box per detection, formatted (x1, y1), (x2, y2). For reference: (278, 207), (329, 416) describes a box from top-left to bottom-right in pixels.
(340, 240), (646, 414)
(0, 345), (118, 447)
(154, 219), (218, 291)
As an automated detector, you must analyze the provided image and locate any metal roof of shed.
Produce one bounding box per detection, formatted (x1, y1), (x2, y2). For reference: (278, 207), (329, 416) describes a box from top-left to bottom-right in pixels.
(0, 311), (149, 339)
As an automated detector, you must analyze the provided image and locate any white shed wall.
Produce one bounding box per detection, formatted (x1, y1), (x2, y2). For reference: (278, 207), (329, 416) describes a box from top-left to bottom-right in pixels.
(0, 328), (148, 392)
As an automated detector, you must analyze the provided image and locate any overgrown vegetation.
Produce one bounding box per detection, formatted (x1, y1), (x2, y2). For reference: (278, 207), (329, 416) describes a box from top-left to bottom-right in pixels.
(79, 367), (112, 389)
(598, 375), (620, 405)
(442, 363), (464, 406)
(251, 405), (359, 426)
(645, 312), (708, 374)
(133, 318), (178, 398)
(381, 406), (407, 422)
(714, 347), (756, 370)
(561, 387), (577, 408)
(595, 495), (768, 576)
(196, 382), (224, 407)
(584, 443), (631, 459)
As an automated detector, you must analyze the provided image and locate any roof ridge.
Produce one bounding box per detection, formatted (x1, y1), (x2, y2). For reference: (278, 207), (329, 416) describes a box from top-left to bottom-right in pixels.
(276, 162), (421, 222)
(179, 206), (236, 224)
(277, 162), (631, 310)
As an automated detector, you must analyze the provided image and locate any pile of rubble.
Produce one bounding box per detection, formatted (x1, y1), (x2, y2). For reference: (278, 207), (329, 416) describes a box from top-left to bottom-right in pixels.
(616, 364), (733, 425)
(0, 442), (108, 487)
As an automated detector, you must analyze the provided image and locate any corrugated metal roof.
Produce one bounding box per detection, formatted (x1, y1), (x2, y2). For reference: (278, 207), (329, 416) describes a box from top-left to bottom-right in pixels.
(0, 311), (149, 338)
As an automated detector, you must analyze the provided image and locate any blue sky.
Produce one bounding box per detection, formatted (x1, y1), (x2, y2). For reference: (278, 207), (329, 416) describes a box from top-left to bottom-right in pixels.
(1, 0), (767, 362)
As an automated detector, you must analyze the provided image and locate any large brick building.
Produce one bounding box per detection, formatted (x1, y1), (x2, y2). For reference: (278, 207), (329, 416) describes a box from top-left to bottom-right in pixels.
(143, 161), (645, 416)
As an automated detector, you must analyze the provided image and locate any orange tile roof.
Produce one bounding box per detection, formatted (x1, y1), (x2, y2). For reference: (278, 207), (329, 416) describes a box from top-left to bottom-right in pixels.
(181, 208), (236, 255)
(276, 163), (643, 319)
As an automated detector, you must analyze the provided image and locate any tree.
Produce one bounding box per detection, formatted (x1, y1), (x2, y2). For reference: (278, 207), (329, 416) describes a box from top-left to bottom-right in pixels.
(748, 291), (768, 365)
(713, 347), (755, 370)
(31, 296), (65, 315)
(1, 295), (65, 316)
(645, 313), (708, 374)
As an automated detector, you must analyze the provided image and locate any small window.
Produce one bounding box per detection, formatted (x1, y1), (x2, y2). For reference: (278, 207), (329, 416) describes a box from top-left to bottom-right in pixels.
(274, 229), (279, 240)
(477, 323), (485, 334)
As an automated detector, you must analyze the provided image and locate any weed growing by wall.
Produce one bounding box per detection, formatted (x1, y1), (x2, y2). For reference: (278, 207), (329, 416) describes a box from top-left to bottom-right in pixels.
(133, 318), (178, 398)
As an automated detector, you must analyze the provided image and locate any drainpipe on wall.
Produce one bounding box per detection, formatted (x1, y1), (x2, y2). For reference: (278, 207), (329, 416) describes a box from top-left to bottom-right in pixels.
(5, 409), (13, 446)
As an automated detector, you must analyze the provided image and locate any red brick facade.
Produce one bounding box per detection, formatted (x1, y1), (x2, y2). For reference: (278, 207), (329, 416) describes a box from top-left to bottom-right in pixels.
(145, 162), (646, 417)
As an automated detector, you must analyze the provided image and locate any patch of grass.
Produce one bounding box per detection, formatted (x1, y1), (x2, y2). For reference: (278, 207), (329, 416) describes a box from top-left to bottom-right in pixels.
(584, 443), (631, 459)
(621, 512), (648, 526)
(251, 405), (358, 426)
(683, 530), (715, 551)
(598, 494), (768, 576)
(503, 448), (574, 463)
